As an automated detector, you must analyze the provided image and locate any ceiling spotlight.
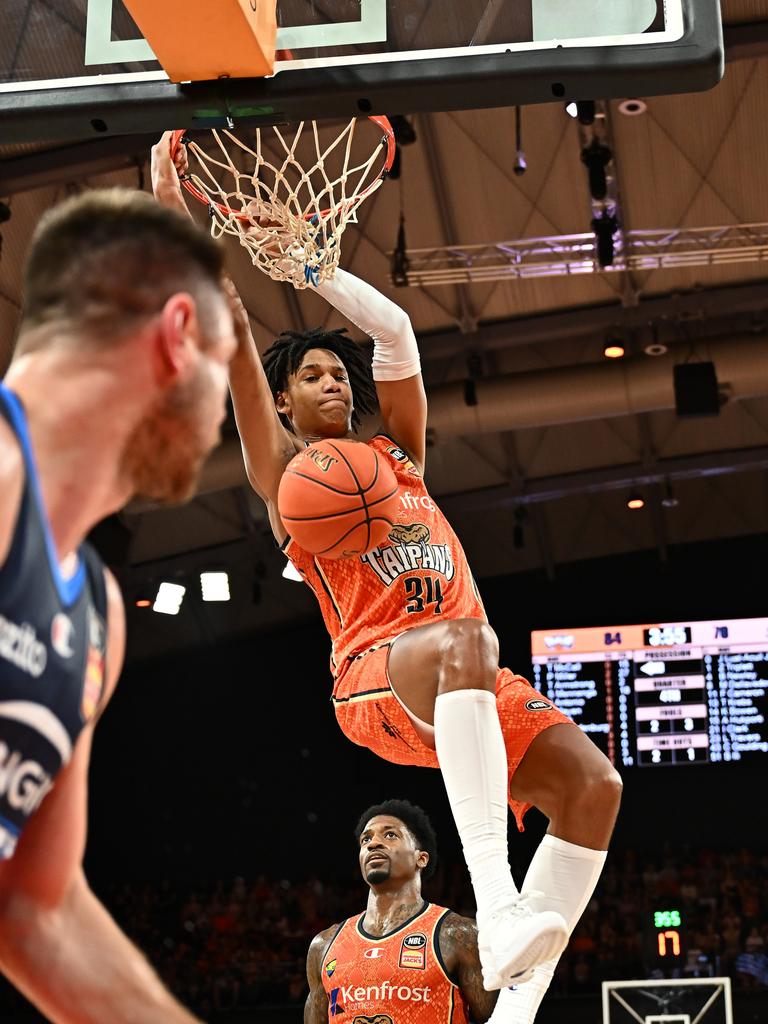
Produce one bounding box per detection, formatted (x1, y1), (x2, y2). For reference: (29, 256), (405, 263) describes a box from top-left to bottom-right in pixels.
(282, 560), (304, 583)
(153, 581), (186, 615)
(644, 341), (668, 357)
(592, 211), (618, 267)
(661, 481), (679, 509)
(582, 140), (612, 201)
(134, 594), (152, 609)
(618, 98), (647, 117)
(604, 337), (625, 359)
(200, 571), (230, 602)
(565, 101), (596, 125)
(627, 492), (645, 510)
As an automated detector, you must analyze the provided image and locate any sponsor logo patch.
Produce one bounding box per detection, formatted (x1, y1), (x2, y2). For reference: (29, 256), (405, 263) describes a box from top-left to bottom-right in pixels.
(525, 698), (553, 712)
(399, 932), (427, 969)
(335, 982), (431, 1004)
(325, 958), (337, 978)
(0, 614), (47, 678)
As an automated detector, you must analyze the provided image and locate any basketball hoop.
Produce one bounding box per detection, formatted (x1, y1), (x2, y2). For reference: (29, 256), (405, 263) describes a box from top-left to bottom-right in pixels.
(169, 117), (395, 288)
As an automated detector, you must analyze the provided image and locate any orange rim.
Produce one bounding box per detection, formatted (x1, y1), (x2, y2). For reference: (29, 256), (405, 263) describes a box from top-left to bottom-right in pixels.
(169, 116), (395, 225)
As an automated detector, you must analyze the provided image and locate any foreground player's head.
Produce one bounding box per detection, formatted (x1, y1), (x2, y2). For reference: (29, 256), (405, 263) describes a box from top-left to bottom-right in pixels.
(355, 799), (438, 890)
(263, 327), (378, 439)
(14, 188), (236, 503)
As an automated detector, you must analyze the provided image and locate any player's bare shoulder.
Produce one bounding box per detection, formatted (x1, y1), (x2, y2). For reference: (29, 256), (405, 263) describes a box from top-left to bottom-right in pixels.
(438, 910), (480, 959)
(307, 922), (342, 966)
(0, 413), (24, 567)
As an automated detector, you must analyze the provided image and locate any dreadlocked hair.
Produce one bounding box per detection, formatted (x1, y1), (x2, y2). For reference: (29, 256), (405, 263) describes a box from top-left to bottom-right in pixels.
(262, 326), (378, 433)
(354, 798), (438, 879)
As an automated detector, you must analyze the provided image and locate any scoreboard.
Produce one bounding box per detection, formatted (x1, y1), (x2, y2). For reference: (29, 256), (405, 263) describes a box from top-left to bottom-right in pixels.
(531, 616), (768, 767)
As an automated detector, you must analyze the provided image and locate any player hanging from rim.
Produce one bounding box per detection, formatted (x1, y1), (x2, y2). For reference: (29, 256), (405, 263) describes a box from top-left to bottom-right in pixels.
(305, 798), (497, 1024)
(153, 133), (622, 1019)
(0, 187), (237, 1023)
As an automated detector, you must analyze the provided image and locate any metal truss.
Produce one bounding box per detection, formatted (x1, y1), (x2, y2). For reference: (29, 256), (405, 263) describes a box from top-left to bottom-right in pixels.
(395, 222), (768, 287)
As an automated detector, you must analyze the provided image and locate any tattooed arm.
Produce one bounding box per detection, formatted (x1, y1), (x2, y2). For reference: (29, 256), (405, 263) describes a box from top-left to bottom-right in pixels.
(305, 924), (339, 1024)
(437, 913), (498, 1024)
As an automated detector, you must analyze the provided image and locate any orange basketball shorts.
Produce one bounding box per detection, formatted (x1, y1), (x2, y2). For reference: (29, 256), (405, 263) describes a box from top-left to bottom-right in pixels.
(331, 638), (575, 831)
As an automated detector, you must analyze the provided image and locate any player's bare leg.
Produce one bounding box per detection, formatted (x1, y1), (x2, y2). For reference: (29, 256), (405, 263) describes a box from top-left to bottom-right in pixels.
(387, 619), (569, 989)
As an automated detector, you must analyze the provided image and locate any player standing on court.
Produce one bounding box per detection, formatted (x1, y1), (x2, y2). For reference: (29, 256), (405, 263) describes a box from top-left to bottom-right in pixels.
(153, 133), (622, 1019)
(305, 799), (496, 1024)
(0, 188), (236, 1023)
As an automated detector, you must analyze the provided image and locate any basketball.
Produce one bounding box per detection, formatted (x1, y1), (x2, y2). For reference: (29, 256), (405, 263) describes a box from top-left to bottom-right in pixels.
(278, 440), (400, 559)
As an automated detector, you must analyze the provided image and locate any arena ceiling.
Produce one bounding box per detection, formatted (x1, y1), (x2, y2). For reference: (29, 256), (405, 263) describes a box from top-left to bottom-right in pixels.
(2, 1), (768, 660)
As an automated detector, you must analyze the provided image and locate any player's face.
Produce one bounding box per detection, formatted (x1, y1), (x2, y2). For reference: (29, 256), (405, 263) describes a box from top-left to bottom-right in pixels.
(121, 292), (237, 504)
(278, 348), (354, 439)
(358, 816), (427, 888)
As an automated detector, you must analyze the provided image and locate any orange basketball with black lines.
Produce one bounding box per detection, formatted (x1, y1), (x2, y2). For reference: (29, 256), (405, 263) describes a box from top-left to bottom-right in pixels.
(278, 440), (400, 559)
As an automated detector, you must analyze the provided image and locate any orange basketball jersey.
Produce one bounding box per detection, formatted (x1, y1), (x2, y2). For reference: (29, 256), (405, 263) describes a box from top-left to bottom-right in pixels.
(284, 436), (486, 674)
(321, 901), (469, 1024)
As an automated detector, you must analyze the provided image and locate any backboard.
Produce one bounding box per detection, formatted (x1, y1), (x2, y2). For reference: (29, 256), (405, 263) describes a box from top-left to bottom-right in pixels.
(0, 0), (723, 143)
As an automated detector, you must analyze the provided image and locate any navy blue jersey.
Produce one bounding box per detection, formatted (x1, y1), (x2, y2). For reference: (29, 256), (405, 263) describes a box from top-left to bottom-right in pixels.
(0, 384), (108, 859)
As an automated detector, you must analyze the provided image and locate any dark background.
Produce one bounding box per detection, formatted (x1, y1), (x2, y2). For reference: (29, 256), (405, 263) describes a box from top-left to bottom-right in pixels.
(87, 530), (768, 887)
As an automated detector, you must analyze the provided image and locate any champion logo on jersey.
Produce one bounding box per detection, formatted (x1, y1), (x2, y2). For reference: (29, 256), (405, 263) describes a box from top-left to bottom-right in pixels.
(399, 932), (427, 969)
(364, 948), (384, 959)
(50, 613), (75, 659)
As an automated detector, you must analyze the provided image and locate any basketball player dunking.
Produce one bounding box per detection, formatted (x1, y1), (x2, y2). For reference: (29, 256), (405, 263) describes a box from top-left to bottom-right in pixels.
(153, 134), (622, 1021)
(305, 799), (496, 1024)
(0, 188), (236, 1022)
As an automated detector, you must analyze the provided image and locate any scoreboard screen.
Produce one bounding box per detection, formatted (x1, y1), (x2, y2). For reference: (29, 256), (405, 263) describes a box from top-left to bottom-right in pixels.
(531, 616), (768, 767)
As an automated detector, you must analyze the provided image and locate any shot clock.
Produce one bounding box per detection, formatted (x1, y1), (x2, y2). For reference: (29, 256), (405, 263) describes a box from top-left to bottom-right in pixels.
(531, 616), (768, 767)
(643, 908), (686, 971)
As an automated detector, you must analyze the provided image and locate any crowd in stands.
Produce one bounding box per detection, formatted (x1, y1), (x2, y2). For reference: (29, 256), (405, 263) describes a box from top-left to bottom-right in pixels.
(0, 847), (765, 1016)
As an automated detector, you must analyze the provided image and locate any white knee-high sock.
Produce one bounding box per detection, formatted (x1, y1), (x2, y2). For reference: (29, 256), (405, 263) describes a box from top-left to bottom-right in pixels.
(491, 834), (607, 1023)
(433, 689), (518, 919)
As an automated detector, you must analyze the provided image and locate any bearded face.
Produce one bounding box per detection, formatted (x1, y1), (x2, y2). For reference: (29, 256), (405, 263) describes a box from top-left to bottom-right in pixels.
(119, 356), (225, 504)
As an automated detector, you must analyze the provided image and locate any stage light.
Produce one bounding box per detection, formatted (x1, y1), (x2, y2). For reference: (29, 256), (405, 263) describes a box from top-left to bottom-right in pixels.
(135, 596), (152, 609)
(627, 492), (645, 510)
(661, 482), (679, 509)
(153, 582), (186, 615)
(513, 106), (527, 177)
(565, 101), (595, 123)
(604, 338), (625, 359)
(618, 98), (647, 117)
(592, 211), (618, 267)
(581, 140), (612, 201)
(282, 560), (303, 582)
(200, 571), (230, 602)
(391, 213), (409, 287)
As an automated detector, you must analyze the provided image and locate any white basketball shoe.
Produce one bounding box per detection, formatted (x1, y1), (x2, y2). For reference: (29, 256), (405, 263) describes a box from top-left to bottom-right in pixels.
(477, 893), (568, 991)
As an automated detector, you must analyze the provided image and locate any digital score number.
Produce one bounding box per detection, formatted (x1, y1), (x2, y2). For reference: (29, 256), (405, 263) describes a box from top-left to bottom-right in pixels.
(652, 909), (684, 960)
(644, 626), (692, 647)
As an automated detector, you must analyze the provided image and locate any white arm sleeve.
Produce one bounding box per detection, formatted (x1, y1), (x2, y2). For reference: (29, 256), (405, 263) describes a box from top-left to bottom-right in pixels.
(316, 268), (421, 382)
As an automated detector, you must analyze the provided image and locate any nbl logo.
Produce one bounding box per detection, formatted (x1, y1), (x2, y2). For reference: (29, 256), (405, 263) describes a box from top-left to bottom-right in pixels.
(526, 698), (553, 712)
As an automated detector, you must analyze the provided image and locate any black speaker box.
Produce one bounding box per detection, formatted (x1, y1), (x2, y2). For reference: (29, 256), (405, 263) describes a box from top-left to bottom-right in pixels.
(673, 361), (720, 417)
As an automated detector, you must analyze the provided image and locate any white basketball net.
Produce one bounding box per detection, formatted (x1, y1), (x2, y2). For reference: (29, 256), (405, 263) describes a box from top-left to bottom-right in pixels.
(182, 119), (391, 288)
